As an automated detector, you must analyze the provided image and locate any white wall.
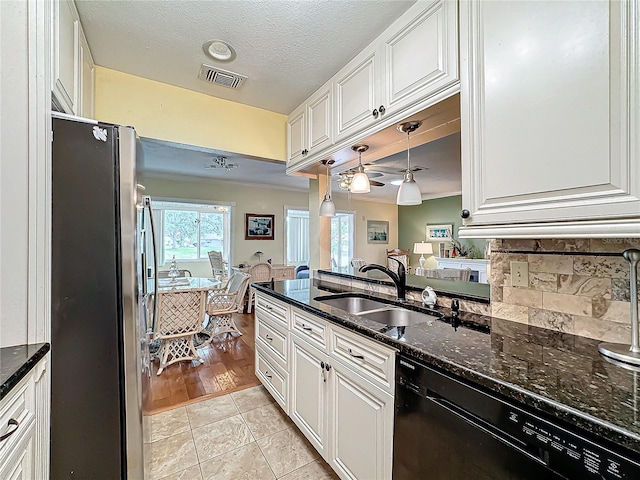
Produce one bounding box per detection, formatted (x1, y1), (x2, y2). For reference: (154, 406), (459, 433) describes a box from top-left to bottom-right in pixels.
(140, 174), (399, 276)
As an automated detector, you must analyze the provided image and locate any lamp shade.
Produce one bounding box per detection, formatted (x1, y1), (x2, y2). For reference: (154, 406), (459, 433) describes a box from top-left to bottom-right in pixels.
(396, 174), (422, 205)
(413, 242), (433, 255)
(319, 194), (336, 216)
(350, 170), (370, 193)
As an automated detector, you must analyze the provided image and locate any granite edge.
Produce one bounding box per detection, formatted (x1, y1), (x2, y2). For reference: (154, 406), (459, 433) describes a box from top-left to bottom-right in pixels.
(0, 343), (51, 401)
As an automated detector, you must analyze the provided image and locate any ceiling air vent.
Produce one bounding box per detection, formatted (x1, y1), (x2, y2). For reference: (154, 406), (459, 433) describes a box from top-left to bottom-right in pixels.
(198, 64), (246, 89)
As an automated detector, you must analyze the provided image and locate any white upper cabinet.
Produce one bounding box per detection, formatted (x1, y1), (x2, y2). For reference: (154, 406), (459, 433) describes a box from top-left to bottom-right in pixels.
(459, 0), (640, 238)
(287, 104), (306, 165)
(52, 0), (77, 114)
(286, 81), (333, 167)
(334, 42), (381, 142)
(381, 0), (458, 116)
(52, 0), (94, 117)
(286, 0), (459, 172)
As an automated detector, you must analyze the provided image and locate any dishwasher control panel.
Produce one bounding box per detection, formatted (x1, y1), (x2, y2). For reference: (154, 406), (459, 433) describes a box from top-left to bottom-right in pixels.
(504, 408), (640, 479)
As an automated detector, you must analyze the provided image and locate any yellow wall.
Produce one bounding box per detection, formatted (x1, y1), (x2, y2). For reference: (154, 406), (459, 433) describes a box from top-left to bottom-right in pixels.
(94, 67), (287, 161)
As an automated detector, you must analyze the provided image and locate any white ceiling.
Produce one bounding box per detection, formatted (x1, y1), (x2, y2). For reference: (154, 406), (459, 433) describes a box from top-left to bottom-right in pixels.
(75, 0), (416, 114)
(139, 132), (461, 204)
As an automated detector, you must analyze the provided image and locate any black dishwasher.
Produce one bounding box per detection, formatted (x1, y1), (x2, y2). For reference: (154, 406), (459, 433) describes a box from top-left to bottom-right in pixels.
(393, 355), (640, 479)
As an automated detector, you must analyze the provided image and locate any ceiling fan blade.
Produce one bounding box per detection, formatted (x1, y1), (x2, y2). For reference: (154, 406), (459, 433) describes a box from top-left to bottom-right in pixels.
(369, 180), (385, 187)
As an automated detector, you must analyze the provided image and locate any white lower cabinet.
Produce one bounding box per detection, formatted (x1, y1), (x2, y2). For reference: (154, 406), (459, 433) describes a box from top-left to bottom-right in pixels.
(329, 362), (393, 480)
(0, 355), (48, 479)
(290, 334), (328, 457)
(255, 293), (395, 480)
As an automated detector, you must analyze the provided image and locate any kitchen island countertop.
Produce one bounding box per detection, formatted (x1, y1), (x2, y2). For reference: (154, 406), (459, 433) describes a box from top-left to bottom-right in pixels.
(253, 277), (640, 457)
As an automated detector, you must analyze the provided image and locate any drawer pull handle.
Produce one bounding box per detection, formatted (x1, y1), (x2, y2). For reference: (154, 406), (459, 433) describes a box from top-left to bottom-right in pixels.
(301, 324), (313, 332)
(264, 371), (272, 379)
(0, 419), (19, 442)
(265, 334), (273, 342)
(348, 348), (365, 360)
(265, 305), (273, 311)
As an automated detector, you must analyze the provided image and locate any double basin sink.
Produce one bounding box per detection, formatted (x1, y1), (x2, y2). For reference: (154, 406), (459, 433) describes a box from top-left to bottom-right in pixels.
(314, 293), (440, 329)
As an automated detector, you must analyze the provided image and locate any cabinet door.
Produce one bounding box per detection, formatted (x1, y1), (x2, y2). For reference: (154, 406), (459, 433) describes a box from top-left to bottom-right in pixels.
(0, 426), (35, 480)
(290, 335), (328, 457)
(459, 0), (640, 237)
(306, 84), (333, 154)
(287, 105), (306, 166)
(77, 27), (94, 118)
(328, 363), (393, 480)
(52, 0), (78, 114)
(334, 42), (381, 142)
(382, 0), (458, 116)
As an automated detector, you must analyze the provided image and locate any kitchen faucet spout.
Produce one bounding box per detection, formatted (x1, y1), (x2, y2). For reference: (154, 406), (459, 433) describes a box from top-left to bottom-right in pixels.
(359, 257), (406, 302)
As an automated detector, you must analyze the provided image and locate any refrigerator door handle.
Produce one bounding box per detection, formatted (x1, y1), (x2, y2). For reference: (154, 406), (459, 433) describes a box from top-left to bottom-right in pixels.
(144, 196), (159, 335)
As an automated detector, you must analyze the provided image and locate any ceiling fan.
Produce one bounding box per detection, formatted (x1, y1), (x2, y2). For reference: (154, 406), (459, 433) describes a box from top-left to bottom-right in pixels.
(205, 156), (238, 171)
(335, 170), (385, 191)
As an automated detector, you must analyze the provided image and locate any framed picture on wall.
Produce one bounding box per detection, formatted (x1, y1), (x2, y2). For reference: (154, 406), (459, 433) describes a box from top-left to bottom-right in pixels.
(367, 220), (389, 244)
(426, 224), (453, 242)
(245, 213), (275, 240)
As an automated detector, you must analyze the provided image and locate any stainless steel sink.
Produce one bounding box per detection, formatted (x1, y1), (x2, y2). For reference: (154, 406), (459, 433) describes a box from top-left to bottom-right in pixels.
(315, 294), (439, 328)
(315, 295), (392, 314)
(359, 307), (438, 327)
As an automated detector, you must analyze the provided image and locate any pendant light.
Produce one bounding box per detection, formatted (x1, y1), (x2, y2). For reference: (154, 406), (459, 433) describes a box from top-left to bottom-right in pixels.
(350, 145), (370, 193)
(319, 159), (336, 217)
(396, 121), (422, 205)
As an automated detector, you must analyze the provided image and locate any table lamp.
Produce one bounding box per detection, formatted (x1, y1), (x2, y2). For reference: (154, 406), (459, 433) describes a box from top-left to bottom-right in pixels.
(413, 242), (433, 270)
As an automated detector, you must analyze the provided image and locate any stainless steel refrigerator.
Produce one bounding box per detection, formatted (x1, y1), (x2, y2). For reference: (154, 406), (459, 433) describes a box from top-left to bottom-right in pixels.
(51, 113), (155, 479)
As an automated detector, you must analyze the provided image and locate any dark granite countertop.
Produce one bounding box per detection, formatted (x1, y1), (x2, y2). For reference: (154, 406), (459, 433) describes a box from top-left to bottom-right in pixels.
(0, 343), (50, 401)
(253, 278), (640, 457)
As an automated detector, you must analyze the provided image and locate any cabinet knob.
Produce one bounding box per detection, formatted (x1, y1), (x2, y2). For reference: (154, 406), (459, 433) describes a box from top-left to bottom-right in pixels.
(372, 108), (379, 118)
(302, 149), (309, 155)
(379, 105), (386, 115)
(460, 209), (470, 219)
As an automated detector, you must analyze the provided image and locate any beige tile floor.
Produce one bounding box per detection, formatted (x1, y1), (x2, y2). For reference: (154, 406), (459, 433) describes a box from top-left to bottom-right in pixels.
(144, 385), (339, 480)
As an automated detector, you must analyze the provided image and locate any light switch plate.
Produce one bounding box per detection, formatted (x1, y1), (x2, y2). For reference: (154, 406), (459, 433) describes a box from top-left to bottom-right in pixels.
(510, 261), (529, 287)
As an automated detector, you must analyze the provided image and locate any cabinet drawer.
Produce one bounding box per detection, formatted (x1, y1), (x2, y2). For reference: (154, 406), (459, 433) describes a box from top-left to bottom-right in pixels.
(329, 325), (395, 394)
(0, 375), (35, 457)
(255, 294), (289, 327)
(256, 346), (289, 413)
(256, 315), (288, 368)
(292, 308), (328, 352)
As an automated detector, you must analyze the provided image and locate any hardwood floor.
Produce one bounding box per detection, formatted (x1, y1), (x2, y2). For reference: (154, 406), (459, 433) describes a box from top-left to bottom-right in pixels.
(143, 311), (260, 414)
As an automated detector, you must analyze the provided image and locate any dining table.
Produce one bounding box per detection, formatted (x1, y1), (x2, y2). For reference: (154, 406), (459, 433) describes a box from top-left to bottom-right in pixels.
(153, 276), (222, 292)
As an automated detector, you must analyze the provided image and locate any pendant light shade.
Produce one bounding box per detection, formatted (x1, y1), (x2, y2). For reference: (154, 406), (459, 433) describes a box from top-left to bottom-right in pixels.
(350, 145), (370, 194)
(396, 121), (422, 206)
(319, 159), (336, 217)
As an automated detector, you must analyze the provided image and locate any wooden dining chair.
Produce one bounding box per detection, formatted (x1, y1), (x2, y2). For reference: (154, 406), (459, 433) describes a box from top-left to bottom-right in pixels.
(247, 262), (273, 313)
(155, 289), (206, 375)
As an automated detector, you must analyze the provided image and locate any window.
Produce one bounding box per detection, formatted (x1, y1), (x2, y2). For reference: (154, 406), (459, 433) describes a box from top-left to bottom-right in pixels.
(285, 207), (309, 265)
(331, 212), (354, 271)
(153, 201), (232, 266)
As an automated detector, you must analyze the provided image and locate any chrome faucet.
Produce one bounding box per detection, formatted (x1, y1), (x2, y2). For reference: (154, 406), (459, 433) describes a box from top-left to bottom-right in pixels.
(359, 257), (406, 302)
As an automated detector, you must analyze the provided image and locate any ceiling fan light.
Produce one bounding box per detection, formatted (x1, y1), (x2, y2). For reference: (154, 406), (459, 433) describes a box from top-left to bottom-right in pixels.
(319, 194), (336, 216)
(396, 172), (422, 205)
(350, 168), (370, 193)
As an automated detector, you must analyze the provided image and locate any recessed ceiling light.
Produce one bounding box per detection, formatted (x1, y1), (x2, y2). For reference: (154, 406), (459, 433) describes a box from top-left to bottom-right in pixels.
(203, 40), (236, 62)
(390, 179), (404, 186)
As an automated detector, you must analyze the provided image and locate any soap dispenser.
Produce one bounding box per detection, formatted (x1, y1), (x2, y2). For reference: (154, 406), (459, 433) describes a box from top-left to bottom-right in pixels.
(421, 286), (437, 307)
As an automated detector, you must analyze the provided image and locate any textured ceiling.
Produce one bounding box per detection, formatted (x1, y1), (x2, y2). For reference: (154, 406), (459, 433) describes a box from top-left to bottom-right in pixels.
(76, 0), (416, 114)
(139, 133), (461, 204)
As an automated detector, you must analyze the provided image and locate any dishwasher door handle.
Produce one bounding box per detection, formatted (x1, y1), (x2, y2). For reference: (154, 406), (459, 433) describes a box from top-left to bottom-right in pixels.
(425, 395), (548, 467)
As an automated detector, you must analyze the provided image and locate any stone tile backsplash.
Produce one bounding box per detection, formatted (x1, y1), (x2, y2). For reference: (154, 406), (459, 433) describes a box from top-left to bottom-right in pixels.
(490, 238), (640, 342)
